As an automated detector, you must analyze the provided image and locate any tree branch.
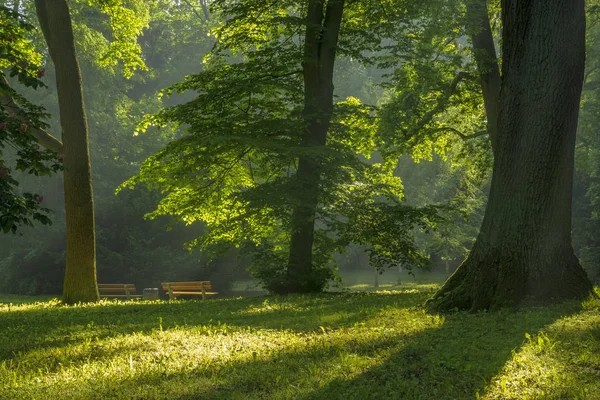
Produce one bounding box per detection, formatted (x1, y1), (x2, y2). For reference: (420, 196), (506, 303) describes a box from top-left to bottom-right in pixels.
(432, 126), (488, 140)
(409, 72), (471, 137)
(0, 76), (63, 155)
(180, 0), (206, 21)
(199, 0), (210, 20)
(466, 0), (500, 154)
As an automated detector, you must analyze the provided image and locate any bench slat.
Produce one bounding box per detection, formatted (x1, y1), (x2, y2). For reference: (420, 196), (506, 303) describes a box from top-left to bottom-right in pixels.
(98, 287), (137, 293)
(162, 281), (217, 300)
(161, 285), (212, 290)
(98, 283), (136, 287)
(170, 291), (218, 295)
(161, 281), (211, 286)
(98, 283), (140, 300)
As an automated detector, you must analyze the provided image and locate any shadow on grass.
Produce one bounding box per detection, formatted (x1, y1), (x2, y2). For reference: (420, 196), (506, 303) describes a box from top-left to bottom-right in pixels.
(2, 294), (586, 400)
(481, 303), (600, 399)
(300, 301), (585, 400)
(0, 290), (432, 362)
(2, 312), (435, 400)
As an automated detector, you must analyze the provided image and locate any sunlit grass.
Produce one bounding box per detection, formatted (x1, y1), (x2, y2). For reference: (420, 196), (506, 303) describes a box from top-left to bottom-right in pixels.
(483, 295), (600, 400)
(0, 286), (598, 399)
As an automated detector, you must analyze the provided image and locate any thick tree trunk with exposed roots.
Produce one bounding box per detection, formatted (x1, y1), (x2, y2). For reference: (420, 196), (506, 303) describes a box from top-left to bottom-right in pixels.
(36, 0), (98, 304)
(428, 0), (594, 311)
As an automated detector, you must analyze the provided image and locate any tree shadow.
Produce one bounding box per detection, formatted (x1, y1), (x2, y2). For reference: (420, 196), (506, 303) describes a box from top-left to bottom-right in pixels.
(481, 304), (600, 399)
(0, 290), (431, 362)
(1, 313), (428, 399)
(1, 294), (586, 400)
(299, 301), (585, 399)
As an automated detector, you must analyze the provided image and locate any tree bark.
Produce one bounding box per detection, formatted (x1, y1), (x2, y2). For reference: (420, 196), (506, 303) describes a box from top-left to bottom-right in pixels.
(286, 0), (344, 293)
(465, 0), (500, 154)
(35, 0), (98, 304)
(428, 0), (594, 311)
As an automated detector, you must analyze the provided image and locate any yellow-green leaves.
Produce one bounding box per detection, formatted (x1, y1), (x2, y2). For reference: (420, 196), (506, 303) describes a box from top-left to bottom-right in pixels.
(83, 0), (150, 77)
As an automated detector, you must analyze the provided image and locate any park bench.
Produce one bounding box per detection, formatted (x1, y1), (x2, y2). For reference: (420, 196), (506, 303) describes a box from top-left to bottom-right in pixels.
(98, 284), (142, 300)
(161, 281), (218, 300)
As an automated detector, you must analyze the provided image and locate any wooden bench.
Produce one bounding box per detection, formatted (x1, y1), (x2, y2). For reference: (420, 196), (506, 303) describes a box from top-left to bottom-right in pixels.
(98, 284), (142, 300)
(161, 281), (218, 300)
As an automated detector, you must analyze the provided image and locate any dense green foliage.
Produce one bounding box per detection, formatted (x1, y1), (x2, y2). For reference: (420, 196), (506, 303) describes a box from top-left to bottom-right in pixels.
(124, 0), (484, 292)
(0, 0), (231, 294)
(1, 0), (599, 295)
(1, 287), (599, 399)
(0, 5), (61, 233)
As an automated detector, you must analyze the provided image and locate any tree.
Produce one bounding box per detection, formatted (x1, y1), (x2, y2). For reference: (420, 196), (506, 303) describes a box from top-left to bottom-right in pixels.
(127, 0), (444, 293)
(35, 0), (98, 304)
(0, 5), (62, 234)
(427, 0), (595, 311)
(286, 0), (345, 292)
(1, 0), (217, 296)
(465, 0), (500, 154)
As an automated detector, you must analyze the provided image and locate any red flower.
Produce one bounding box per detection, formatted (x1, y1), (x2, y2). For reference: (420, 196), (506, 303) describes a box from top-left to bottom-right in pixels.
(37, 68), (46, 78)
(36, 196), (44, 205)
(20, 123), (28, 133)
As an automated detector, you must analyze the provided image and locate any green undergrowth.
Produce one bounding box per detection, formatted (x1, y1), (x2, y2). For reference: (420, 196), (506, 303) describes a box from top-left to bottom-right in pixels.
(0, 287), (598, 399)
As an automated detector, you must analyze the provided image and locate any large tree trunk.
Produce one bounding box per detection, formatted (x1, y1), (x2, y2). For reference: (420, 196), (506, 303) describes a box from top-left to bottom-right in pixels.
(36, 0), (98, 304)
(466, 0), (500, 154)
(286, 0), (344, 293)
(428, 0), (594, 311)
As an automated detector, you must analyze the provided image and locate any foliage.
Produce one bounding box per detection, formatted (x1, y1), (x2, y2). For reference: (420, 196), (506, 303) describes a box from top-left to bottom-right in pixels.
(372, 0), (492, 271)
(0, 5), (62, 234)
(125, 0), (450, 293)
(0, 0), (216, 293)
(400, 153), (488, 269)
(376, 1), (485, 160)
(85, 0), (150, 78)
(0, 287), (598, 399)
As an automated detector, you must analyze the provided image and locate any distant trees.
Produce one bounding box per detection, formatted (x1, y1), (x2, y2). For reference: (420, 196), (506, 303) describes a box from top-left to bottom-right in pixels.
(428, 0), (594, 311)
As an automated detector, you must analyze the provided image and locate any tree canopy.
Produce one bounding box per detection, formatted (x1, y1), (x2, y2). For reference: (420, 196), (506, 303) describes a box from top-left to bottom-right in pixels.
(1, 0), (598, 303)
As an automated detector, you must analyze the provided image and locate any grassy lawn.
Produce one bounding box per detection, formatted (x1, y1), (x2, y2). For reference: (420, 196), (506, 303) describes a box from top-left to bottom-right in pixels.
(1, 287), (599, 400)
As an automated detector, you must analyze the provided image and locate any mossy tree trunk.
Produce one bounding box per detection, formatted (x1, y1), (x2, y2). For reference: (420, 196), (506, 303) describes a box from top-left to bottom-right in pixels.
(428, 0), (594, 311)
(286, 0), (344, 292)
(35, 0), (98, 304)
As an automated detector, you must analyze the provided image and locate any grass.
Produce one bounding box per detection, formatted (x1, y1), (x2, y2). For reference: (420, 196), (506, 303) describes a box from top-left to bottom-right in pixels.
(0, 286), (598, 400)
(0, 294), (56, 305)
